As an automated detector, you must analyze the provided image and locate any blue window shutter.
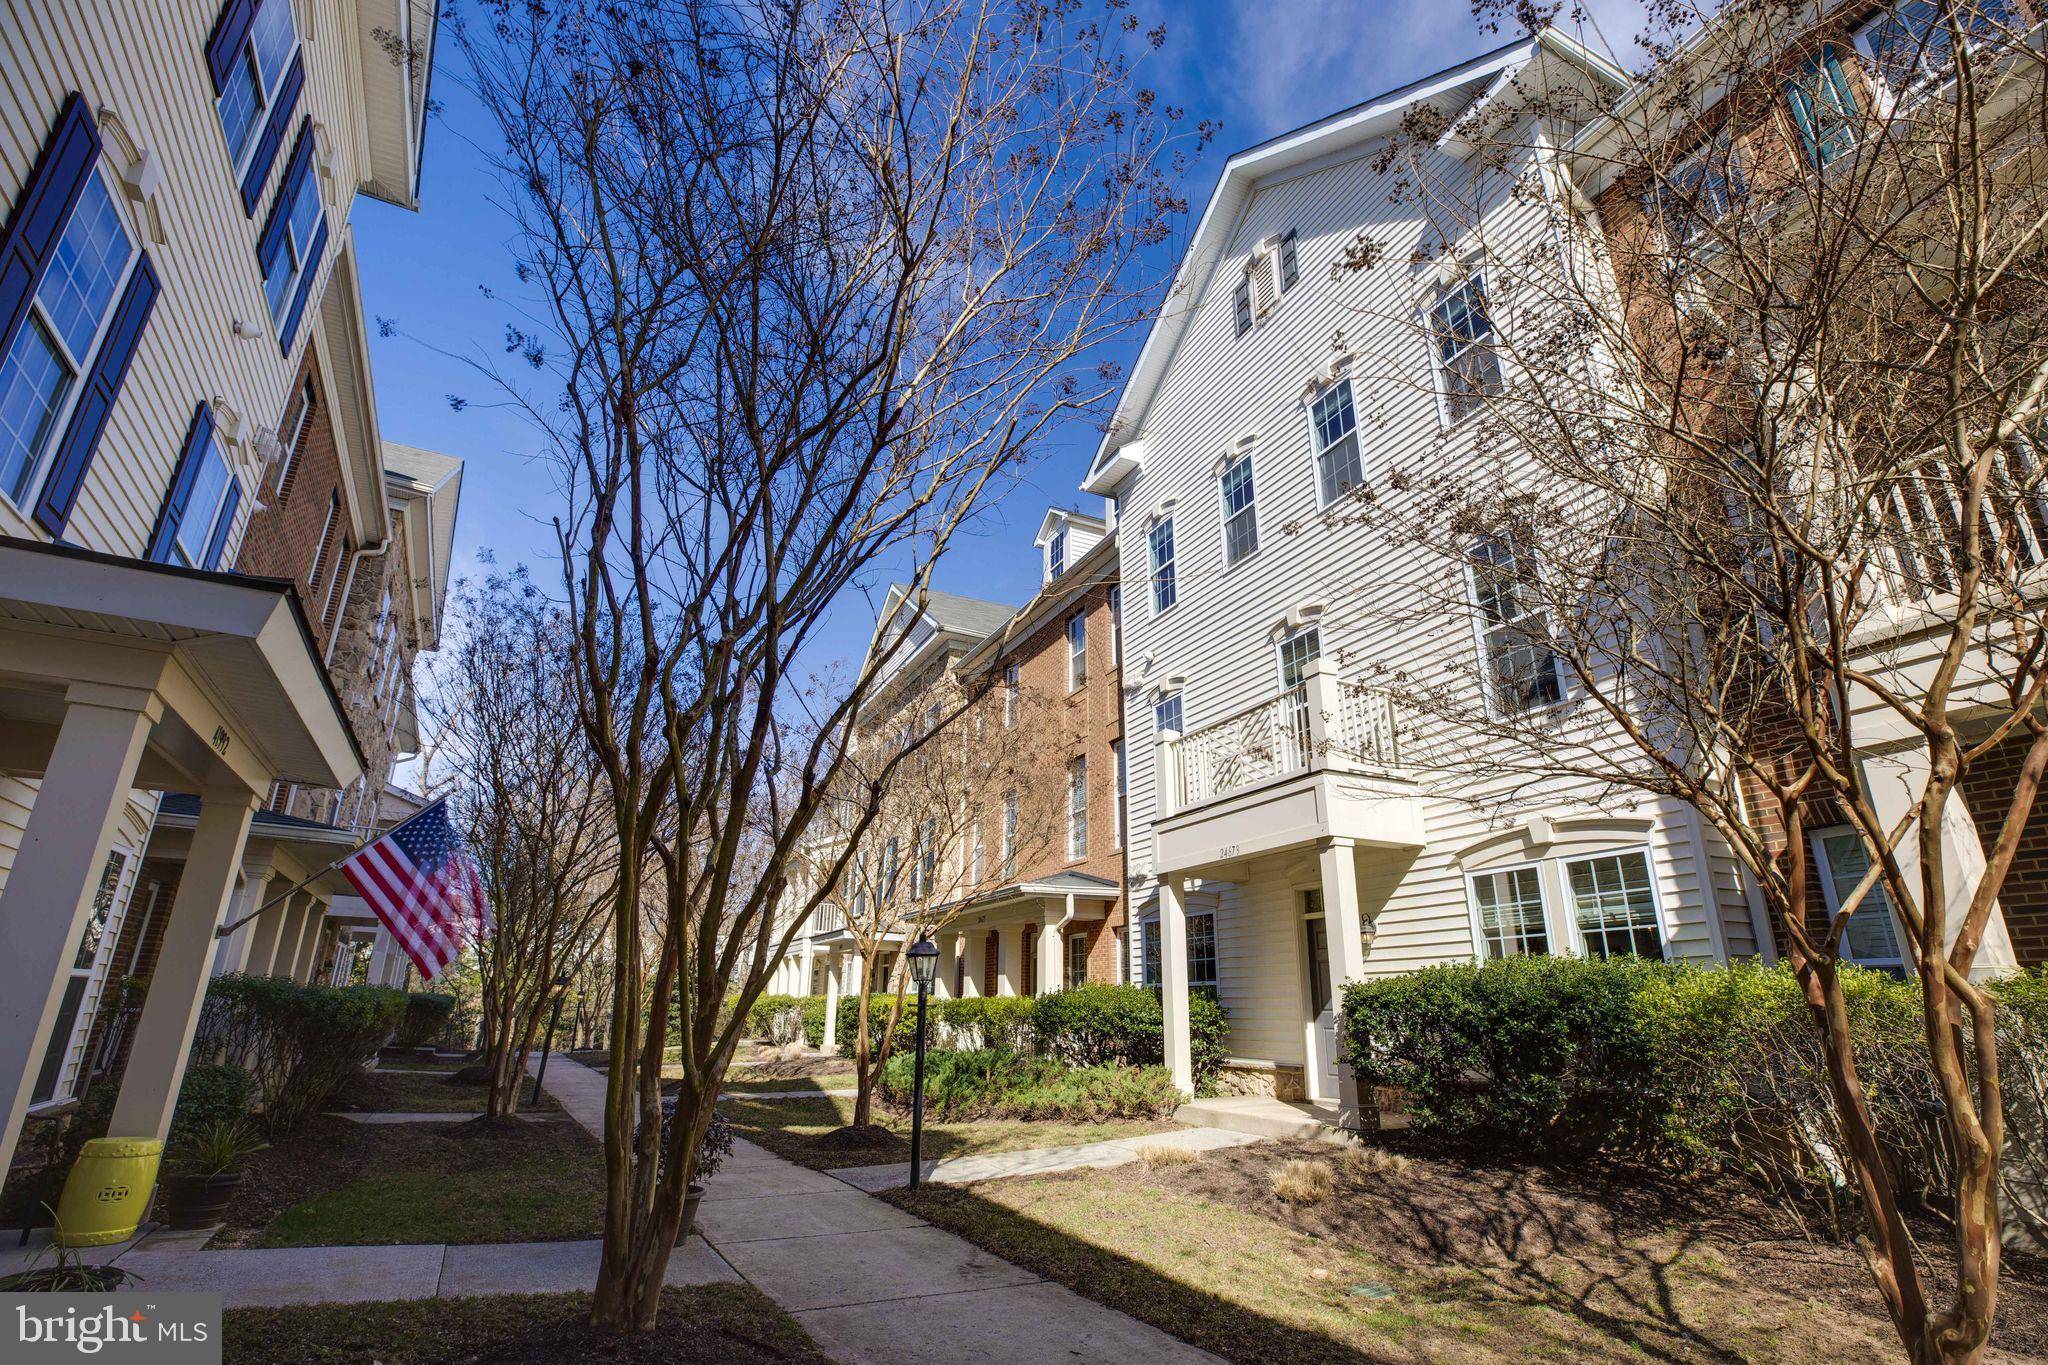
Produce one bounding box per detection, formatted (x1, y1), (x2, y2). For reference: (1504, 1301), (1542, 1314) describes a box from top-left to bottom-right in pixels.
(1785, 75), (1819, 163)
(0, 93), (102, 376)
(238, 51), (304, 216)
(147, 403), (217, 563)
(33, 253), (159, 537)
(205, 0), (258, 95)
(278, 217), (326, 357)
(256, 120), (313, 272)
(201, 477), (241, 571)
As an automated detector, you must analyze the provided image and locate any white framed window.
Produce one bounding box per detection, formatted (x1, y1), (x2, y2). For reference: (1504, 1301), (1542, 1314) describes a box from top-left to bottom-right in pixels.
(1232, 275), (1253, 337)
(1140, 915), (1162, 988)
(971, 819), (984, 885)
(1148, 516), (1177, 612)
(214, 0), (299, 180)
(1002, 789), (1018, 878)
(275, 374), (314, 493)
(1466, 863), (1550, 961)
(263, 163), (323, 331)
(1564, 849), (1665, 961)
(915, 817), (937, 899)
(1154, 690), (1183, 734)
(1003, 662), (1020, 726)
(1278, 229), (1300, 291)
(1188, 910), (1218, 997)
(1854, 1), (2013, 114)
(1277, 625), (1320, 689)
(1219, 450), (1258, 565)
(1112, 738), (1125, 850)
(1426, 272), (1501, 426)
(1066, 611), (1087, 690)
(1784, 47), (1860, 168)
(0, 168), (137, 512)
(160, 423), (242, 569)
(1648, 133), (1748, 251)
(1067, 929), (1089, 988)
(1067, 755), (1088, 859)
(1309, 379), (1363, 506)
(1109, 585), (1121, 666)
(881, 836), (900, 901)
(1812, 826), (1907, 970)
(1467, 535), (1564, 715)
(30, 847), (134, 1107)
(1048, 527), (1066, 579)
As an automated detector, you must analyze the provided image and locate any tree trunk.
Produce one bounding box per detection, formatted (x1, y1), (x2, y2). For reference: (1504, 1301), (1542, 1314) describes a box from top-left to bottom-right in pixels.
(851, 961), (874, 1127)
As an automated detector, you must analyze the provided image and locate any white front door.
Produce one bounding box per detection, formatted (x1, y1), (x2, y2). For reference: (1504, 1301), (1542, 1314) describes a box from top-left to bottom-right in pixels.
(1304, 906), (1338, 1101)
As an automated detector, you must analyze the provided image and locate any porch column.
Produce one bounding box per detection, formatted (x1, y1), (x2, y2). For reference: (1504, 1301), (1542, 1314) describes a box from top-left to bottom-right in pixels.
(1860, 749), (2020, 978)
(934, 933), (957, 1001)
(821, 949), (843, 1053)
(211, 865), (275, 977)
(1160, 875), (1193, 1095)
(798, 937), (817, 996)
(1036, 901), (1067, 996)
(959, 932), (982, 997)
(110, 789), (259, 1142)
(996, 926), (1024, 996)
(366, 928), (400, 988)
(0, 684), (160, 1175)
(243, 895), (293, 978)
(281, 896), (323, 981)
(1317, 838), (1368, 1124)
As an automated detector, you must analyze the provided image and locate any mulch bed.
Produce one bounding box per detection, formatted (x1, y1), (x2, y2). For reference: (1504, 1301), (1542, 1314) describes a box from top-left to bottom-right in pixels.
(1146, 1138), (2048, 1360)
(224, 1285), (827, 1363)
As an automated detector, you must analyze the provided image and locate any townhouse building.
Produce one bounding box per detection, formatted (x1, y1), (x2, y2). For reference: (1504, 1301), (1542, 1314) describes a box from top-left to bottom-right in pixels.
(0, 0), (443, 1181)
(780, 515), (1126, 1039)
(1090, 30), (1776, 1120)
(1564, 0), (2038, 976)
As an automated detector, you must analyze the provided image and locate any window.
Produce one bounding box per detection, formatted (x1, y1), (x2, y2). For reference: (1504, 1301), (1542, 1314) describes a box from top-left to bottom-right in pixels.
(1003, 662), (1019, 726)
(1188, 911), (1218, 997)
(0, 170), (135, 509)
(1112, 738), (1125, 850)
(1468, 865), (1549, 960)
(1785, 47), (1860, 168)
(1427, 272), (1501, 425)
(916, 818), (937, 899)
(149, 415), (241, 570)
(1232, 276), (1254, 336)
(1109, 586), (1121, 666)
(306, 489), (340, 594)
(263, 160), (322, 331)
(214, 0), (298, 181)
(31, 849), (129, 1106)
(1049, 527), (1066, 579)
(1648, 134), (1748, 250)
(971, 819), (984, 884)
(1067, 930), (1089, 988)
(1278, 229), (1300, 291)
(1277, 626), (1320, 689)
(1310, 379), (1363, 505)
(1149, 517), (1178, 612)
(1140, 917), (1162, 988)
(1566, 851), (1664, 960)
(1855, 1), (2013, 111)
(1067, 756), (1088, 859)
(1813, 827), (1906, 969)
(1067, 612), (1087, 689)
(1469, 536), (1563, 714)
(880, 837), (900, 901)
(275, 375), (314, 492)
(1219, 451), (1258, 565)
(1154, 690), (1183, 734)
(1002, 790), (1018, 878)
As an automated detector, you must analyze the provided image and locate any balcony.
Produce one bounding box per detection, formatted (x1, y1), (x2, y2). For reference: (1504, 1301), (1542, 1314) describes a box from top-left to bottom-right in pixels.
(1152, 660), (1424, 876)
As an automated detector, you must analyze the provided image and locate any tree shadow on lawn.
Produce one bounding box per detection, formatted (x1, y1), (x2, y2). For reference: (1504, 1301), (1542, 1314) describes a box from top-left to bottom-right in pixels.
(877, 1138), (2036, 1363)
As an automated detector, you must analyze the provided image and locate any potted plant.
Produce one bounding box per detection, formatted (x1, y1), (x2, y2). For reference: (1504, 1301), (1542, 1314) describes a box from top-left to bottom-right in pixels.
(0, 1235), (135, 1292)
(657, 1099), (733, 1238)
(157, 1119), (267, 1231)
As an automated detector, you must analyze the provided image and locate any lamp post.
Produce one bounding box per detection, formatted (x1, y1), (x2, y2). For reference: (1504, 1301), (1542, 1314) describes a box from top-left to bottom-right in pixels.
(905, 935), (940, 1190)
(530, 970), (573, 1105)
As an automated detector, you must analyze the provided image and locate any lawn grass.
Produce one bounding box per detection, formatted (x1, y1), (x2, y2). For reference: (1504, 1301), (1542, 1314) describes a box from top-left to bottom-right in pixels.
(216, 1115), (606, 1248)
(334, 1071), (489, 1113)
(224, 1284), (826, 1364)
(879, 1140), (1954, 1364)
(719, 1093), (1172, 1171)
(719, 1074), (852, 1095)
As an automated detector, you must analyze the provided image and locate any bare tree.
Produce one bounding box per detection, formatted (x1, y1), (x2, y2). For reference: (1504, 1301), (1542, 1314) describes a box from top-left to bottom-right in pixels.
(426, 569), (616, 1119)
(1317, 3), (2048, 1358)
(454, 0), (1195, 1330)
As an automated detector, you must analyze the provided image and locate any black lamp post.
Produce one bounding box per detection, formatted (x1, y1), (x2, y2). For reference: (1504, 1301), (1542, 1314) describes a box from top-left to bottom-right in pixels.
(905, 935), (940, 1190)
(530, 970), (574, 1105)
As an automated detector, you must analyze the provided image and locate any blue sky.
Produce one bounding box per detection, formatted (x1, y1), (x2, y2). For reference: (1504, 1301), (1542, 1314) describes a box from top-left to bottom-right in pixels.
(352, 0), (1635, 665)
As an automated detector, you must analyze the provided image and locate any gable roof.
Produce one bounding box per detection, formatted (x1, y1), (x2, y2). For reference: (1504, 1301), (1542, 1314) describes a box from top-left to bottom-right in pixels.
(913, 587), (1016, 639)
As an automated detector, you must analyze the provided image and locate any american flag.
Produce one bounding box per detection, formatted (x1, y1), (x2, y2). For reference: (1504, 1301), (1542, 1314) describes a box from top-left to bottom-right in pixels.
(339, 799), (491, 980)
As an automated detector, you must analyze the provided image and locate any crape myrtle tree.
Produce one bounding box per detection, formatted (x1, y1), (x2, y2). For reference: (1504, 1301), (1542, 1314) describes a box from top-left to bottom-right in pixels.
(424, 568), (617, 1120)
(1316, 2), (2048, 1358)
(454, 0), (1198, 1330)
(811, 638), (1060, 1130)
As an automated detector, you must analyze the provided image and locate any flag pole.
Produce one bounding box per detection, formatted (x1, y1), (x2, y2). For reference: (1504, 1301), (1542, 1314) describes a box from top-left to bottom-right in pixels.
(211, 797), (452, 938)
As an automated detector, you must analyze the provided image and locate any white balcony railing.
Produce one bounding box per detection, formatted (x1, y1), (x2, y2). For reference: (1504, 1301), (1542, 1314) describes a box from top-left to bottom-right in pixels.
(1158, 663), (1400, 816)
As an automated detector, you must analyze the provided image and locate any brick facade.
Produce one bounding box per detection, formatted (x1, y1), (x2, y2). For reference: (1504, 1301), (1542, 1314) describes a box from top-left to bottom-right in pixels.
(1959, 732), (2048, 969)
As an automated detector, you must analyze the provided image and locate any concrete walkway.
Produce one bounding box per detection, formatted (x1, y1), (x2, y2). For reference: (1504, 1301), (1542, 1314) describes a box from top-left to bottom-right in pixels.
(828, 1123), (1262, 1192)
(532, 1051), (1221, 1363)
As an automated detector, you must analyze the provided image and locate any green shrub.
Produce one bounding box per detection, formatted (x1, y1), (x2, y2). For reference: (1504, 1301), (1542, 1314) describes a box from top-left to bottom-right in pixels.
(834, 991), (920, 1056)
(801, 997), (826, 1048)
(1188, 992), (1228, 1096)
(393, 993), (457, 1050)
(168, 1063), (255, 1149)
(742, 994), (815, 1044)
(935, 995), (1036, 1050)
(878, 1047), (1183, 1121)
(194, 975), (407, 1135)
(1026, 984), (1228, 1094)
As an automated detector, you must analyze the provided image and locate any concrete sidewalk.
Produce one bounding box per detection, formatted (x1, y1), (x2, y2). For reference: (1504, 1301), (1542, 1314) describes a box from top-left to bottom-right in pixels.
(533, 1051), (1221, 1364)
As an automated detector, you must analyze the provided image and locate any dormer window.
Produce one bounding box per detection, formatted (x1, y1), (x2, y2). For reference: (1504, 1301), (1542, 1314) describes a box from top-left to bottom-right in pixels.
(1049, 527), (1066, 579)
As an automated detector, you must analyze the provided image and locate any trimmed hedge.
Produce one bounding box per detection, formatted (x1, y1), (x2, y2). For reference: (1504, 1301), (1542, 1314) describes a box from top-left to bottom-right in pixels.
(1028, 984), (1229, 1094)
(740, 994), (816, 1046)
(169, 1063), (256, 1150)
(936, 995), (1037, 1051)
(394, 992), (457, 1050)
(878, 1047), (1183, 1121)
(835, 992), (919, 1056)
(193, 975), (407, 1135)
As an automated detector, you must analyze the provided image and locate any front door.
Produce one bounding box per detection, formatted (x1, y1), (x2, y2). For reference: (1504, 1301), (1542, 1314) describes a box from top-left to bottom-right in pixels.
(1304, 900), (1338, 1102)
